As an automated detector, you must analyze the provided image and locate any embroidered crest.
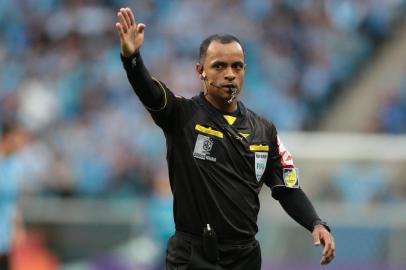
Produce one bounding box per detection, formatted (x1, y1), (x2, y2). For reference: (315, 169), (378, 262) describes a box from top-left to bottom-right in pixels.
(202, 137), (214, 152)
(283, 168), (300, 188)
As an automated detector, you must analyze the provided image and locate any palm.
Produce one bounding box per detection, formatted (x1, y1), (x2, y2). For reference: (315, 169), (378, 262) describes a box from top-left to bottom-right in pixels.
(115, 8), (145, 57)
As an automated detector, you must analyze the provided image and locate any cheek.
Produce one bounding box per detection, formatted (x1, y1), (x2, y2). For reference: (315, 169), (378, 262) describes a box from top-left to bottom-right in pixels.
(208, 72), (222, 81)
(237, 73), (244, 82)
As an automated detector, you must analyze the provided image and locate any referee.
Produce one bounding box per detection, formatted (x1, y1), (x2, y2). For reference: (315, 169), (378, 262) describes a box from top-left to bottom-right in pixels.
(115, 7), (335, 269)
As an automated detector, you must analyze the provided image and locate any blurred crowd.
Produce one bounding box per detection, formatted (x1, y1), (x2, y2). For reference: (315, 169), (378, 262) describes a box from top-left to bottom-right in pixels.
(376, 73), (406, 133)
(317, 161), (406, 205)
(1, 0), (405, 200)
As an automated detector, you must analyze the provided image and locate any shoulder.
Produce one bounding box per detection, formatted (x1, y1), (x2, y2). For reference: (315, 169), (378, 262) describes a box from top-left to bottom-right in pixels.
(246, 107), (276, 134)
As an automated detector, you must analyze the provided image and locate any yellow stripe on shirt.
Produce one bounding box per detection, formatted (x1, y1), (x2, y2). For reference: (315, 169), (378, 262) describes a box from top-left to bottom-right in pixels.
(195, 124), (224, 139)
(249, 144), (269, 151)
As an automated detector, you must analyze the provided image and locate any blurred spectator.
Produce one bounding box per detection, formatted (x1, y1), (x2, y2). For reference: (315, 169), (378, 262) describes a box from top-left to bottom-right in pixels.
(331, 162), (388, 206)
(147, 167), (174, 269)
(12, 229), (59, 270)
(0, 122), (29, 269)
(376, 73), (406, 133)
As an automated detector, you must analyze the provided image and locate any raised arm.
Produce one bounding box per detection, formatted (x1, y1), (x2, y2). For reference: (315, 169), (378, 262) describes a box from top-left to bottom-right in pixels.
(115, 7), (165, 110)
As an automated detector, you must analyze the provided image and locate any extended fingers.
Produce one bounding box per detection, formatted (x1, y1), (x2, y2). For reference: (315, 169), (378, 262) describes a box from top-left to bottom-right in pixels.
(117, 12), (128, 33)
(321, 252), (335, 265)
(127, 7), (136, 26)
(115, 23), (124, 39)
(120, 8), (133, 27)
(320, 233), (335, 265)
(117, 7), (137, 34)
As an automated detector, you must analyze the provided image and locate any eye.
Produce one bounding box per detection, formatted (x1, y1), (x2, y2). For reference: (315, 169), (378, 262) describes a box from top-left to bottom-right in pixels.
(213, 63), (226, 70)
(232, 63), (244, 71)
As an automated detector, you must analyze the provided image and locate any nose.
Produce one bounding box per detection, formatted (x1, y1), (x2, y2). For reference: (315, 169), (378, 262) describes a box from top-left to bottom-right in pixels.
(224, 67), (236, 81)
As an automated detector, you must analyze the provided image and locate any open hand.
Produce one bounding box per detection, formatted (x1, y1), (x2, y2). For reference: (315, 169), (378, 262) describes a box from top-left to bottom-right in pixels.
(313, 224), (335, 265)
(115, 7), (145, 57)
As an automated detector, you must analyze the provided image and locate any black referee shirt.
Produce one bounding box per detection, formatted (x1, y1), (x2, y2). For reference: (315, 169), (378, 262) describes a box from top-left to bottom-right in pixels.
(145, 80), (298, 240)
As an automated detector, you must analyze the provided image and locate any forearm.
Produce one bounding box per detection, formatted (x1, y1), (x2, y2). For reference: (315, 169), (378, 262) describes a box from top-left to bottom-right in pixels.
(275, 188), (321, 232)
(121, 52), (164, 109)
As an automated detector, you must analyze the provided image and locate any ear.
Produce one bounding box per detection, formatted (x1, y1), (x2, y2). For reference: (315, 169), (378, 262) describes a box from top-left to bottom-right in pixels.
(196, 63), (205, 80)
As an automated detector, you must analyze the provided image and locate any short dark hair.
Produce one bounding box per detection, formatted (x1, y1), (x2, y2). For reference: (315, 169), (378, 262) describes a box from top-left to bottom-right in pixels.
(198, 34), (243, 63)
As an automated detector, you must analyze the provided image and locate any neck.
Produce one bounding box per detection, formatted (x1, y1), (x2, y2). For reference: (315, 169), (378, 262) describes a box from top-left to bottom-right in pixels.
(204, 94), (238, 113)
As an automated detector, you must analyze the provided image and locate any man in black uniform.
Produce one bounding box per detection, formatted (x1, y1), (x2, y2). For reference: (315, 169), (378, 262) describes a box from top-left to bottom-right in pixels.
(115, 7), (335, 269)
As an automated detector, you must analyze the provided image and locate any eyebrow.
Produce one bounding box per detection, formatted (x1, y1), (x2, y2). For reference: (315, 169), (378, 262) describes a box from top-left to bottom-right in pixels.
(210, 60), (245, 67)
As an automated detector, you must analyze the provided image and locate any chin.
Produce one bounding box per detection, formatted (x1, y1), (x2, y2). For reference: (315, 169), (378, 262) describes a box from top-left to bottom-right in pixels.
(216, 93), (232, 102)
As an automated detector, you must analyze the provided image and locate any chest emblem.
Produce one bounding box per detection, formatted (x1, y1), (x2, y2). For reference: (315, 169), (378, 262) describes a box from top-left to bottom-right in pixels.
(193, 134), (217, 162)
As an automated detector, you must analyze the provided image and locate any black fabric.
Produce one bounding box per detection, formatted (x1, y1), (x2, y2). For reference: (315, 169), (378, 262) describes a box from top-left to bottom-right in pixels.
(274, 187), (320, 232)
(121, 52), (164, 110)
(166, 232), (261, 270)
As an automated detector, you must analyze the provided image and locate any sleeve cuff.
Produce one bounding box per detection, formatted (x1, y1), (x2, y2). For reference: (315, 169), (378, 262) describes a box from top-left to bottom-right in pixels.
(312, 219), (331, 232)
(120, 51), (141, 69)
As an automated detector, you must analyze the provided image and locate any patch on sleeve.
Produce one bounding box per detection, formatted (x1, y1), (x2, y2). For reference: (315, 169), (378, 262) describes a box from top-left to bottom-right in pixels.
(283, 168), (300, 188)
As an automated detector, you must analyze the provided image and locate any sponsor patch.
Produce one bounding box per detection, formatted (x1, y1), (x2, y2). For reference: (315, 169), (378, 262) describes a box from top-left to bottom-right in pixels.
(283, 168), (300, 188)
(193, 134), (217, 162)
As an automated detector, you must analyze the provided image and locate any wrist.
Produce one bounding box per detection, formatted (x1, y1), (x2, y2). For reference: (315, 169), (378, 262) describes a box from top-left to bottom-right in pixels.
(312, 219), (331, 232)
(121, 49), (140, 59)
(120, 51), (142, 69)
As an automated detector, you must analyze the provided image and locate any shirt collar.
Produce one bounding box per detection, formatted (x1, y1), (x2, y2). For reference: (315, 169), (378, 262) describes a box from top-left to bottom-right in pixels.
(194, 93), (249, 130)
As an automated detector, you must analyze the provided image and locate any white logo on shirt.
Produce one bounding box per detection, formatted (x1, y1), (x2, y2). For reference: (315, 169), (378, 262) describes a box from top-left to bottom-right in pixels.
(193, 134), (216, 162)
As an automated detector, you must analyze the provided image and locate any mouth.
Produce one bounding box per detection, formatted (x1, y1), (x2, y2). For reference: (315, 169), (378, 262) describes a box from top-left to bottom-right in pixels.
(221, 84), (237, 89)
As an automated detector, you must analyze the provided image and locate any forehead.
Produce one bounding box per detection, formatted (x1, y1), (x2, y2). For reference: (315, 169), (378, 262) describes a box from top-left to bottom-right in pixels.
(205, 41), (244, 64)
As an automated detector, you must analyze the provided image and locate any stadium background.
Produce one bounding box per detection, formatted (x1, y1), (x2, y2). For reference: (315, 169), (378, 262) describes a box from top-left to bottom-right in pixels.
(1, 0), (406, 269)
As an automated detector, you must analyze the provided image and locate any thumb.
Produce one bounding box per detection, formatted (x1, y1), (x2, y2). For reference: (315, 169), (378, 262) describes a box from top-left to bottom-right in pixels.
(313, 231), (321, 246)
(137, 23), (146, 33)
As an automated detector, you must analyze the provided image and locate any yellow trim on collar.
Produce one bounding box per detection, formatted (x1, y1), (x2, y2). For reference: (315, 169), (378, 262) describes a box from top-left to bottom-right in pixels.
(239, 132), (250, 139)
(223, 115), (237, 125)
(195, 124), (224, 139)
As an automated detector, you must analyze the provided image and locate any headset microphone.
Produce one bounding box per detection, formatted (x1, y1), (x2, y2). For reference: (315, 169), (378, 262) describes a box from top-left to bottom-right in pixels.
(201, 67), (239, 103)
(209, 82), (222, 89)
